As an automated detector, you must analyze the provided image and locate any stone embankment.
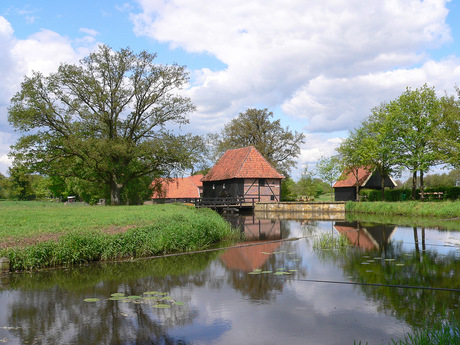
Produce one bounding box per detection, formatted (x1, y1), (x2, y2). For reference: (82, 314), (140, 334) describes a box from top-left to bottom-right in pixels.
(254, 202), (346, 220)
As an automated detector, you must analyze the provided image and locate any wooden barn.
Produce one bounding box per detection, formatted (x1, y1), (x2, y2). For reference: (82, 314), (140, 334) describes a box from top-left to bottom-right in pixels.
(150, 175), (203, 203)
(333, 167), (397, 201)
(201, 146), (284, 203)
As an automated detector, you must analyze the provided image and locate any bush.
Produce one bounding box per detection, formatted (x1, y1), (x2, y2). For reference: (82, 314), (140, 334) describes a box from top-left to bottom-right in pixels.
(364, 187), (460, 202)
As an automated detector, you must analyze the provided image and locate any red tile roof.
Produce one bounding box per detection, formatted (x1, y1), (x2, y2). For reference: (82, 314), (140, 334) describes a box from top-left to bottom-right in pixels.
(333, 167), (373, 188)
(151, 175), (203, 199)
(201, 146), (284, 182)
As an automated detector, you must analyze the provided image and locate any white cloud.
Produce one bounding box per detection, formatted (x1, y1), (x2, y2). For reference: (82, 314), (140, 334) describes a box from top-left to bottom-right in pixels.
(0, 16), (100, 174)
(131, 0), (457, 136)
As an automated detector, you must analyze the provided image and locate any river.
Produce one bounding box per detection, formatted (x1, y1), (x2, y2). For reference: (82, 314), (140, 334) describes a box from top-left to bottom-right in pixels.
(0, 212), (459, 344)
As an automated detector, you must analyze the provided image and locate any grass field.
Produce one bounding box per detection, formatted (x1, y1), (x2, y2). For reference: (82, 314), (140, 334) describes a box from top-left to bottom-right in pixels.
(346, 200), (460, 218)
(0, 201), (239, 271)
(0, 200), (193, 245)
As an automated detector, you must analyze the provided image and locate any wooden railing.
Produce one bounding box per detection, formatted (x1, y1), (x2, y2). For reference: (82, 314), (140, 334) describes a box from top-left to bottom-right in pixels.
(195, 196), (259, 209)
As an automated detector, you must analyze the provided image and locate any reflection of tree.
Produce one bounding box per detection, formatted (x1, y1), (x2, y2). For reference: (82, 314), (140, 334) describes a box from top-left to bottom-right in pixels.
(7, 252), (223, 344)
(316, 239), (460, 329)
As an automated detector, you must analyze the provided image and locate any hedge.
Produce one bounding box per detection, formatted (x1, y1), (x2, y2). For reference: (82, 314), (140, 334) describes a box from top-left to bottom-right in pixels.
(361, 187), (460, 202)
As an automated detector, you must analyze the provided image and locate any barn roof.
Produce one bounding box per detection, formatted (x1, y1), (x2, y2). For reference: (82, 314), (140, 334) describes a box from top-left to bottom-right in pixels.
(201, 146), (284, 182)
(151, 175), (203, 199)
(333, 167), (373, 188)
(333, 166), (397, 189)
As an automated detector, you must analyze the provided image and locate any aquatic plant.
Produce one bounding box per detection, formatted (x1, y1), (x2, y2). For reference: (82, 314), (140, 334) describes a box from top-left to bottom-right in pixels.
(312, 233), (349, 250)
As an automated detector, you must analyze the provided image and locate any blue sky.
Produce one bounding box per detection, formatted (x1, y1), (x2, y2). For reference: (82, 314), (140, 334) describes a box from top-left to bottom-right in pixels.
(1, 0), (460, 179)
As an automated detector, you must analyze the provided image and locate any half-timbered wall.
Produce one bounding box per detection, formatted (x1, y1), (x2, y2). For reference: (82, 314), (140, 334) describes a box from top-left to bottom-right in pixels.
(202, 178), (281, 202)
(243, 178), (281, 202)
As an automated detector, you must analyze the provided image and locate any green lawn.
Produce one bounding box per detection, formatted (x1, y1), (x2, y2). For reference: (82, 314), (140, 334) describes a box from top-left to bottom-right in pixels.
(0, 200), (187, 242)
(0, 201), (239, 271)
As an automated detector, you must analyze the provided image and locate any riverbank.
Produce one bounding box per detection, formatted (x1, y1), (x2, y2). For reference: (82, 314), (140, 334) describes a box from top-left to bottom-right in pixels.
(0, 202), (238, 271)
(345, 200), (460, 218)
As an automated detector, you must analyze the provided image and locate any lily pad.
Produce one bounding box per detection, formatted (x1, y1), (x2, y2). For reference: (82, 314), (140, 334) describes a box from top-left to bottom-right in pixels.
(109, 297), (126, 301)
(84, 298), (100, 303)
(161, 296), (172, 301)
(143, 291), (160, 295)
(249, 271), (261, 275)
(395, 263), (405, 266)
(143, 296), (161, 301)
(111, 293), (125, 297)
(127, 296), (142, 299)
(262, 271), (273, 274)
(385, 258), (396, 262)
(274, 271), (290, 275)
(174, 302), (184, 306)
(153, 304), (171, 309)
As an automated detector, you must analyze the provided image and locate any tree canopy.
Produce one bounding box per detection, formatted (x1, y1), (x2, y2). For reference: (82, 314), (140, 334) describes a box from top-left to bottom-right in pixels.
(335, 84), (459, 200)
(214, 108), (305, 176)
(8, 45), (200, 205)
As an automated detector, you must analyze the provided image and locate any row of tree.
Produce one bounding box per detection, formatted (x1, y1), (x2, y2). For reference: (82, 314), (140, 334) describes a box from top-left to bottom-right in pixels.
(6, 45), (459, 204)
(6, 45), (306, 204)
(335, 84), (460, 200)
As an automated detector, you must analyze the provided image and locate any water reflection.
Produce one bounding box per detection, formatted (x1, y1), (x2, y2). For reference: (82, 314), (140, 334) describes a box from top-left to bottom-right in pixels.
(0, 214), (459, 344)
(334, 221), (396, 251)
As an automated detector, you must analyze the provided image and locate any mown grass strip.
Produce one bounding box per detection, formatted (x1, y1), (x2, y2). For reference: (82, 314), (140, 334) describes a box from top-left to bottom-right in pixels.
(345, 200), (460, 218)
(0, 204), (239, 271)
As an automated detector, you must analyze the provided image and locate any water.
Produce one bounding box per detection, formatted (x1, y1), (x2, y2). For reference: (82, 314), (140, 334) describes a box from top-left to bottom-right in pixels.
(0, 213), (459, 344)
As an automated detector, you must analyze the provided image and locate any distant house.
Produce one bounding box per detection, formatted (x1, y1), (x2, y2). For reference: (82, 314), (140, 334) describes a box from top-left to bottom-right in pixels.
(201, 146), (284, 203)
(333, 167), (397, 201)
(150, 175), (203, 203)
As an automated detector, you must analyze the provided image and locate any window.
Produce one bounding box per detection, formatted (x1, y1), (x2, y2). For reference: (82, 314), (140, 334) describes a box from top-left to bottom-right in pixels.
(259, 179), (266, 186)
(223, 183), (225, 189)
(212, 184), (215, 190)
(270, 195), (275, 201)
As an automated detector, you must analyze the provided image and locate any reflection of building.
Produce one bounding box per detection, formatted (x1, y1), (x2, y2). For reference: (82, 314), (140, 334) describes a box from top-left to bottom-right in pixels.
(220, 215), (283, 272)
(334, 221), (396, 251)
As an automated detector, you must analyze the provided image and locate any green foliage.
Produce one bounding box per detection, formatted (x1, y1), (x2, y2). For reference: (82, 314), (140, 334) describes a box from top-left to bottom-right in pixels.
(214, 108), (305, 176)
(336, 84), (459, 201)
(363, 187), (460, 202)
(315, 155), (341, 200)
(313, 233), (349, 250)
(0, 204), (238, 271)
(281, 178), (298, 201)
(8, 45), (199, 205)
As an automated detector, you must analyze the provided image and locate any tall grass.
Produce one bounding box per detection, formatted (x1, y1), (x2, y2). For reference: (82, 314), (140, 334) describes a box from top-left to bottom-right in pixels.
(0, 205), (239, 271)
(313, 233), (349, 250)
(346, 201), (460, 218)
(355, 313), (460, 345)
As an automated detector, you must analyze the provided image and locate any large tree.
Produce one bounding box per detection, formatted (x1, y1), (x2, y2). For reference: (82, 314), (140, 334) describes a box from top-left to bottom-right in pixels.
(8, 45), (198, 205)
(215, 108), (305, 176)
(356, 103), (400, 201)
(438, 87), (460, 168)
(388, 84), (442, 199)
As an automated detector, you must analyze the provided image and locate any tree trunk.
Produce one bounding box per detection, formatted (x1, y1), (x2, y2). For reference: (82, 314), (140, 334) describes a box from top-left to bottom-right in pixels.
(110, 178), (123, 205)
(411, 171), (417, 200)
(381, 175), (385, 201)
(420, 171), (424, 199)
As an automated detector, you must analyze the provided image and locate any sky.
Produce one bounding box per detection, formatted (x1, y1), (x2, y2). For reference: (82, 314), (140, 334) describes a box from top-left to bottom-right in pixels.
(1, 0), (460, 180)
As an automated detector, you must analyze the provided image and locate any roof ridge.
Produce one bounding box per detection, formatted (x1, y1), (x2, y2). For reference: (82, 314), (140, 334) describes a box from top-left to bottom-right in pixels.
(236, 146), (253, 177)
